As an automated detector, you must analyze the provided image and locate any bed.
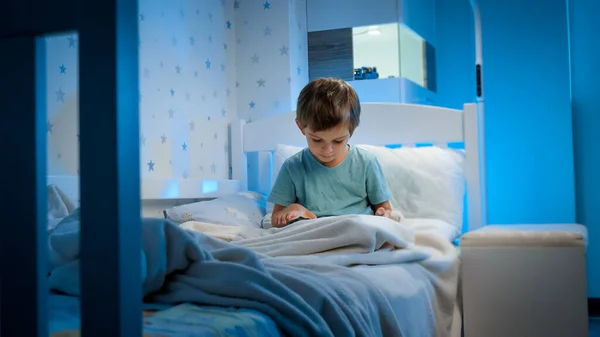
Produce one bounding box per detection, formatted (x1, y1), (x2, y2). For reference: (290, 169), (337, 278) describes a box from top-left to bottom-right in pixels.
(40, 101), (486, 337)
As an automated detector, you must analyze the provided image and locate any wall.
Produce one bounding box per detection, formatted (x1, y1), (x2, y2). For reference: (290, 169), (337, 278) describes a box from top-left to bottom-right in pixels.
(230, 0), (309, 193)
(478, 0), (575, 225)
(570, 0), (600, 298)
(306, 0), (398, 32)
(232, 0), (308, 122)
(433, 0), (474, 110)
(46, 0), (308, 190)
(46, 0), (233, 181)
(400, 0), (436, 44)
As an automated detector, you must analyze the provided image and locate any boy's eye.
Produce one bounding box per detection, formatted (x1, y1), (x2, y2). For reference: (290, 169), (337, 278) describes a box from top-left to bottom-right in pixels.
(334, 140), (344, 144)
(312, 139), (321, 142)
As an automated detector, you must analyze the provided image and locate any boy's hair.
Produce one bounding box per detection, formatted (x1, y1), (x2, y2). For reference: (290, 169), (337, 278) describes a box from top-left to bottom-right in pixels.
(296, 77), (361, 134)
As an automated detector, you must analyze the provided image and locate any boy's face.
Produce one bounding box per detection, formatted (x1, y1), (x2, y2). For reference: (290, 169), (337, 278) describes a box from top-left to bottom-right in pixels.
(296, 121), (351, 167)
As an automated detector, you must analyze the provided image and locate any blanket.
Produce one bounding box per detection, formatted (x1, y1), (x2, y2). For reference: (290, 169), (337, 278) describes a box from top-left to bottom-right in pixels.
(48, 214), (420, 337)
(189, 215), (462, 337)
(48, 214), (459, 337)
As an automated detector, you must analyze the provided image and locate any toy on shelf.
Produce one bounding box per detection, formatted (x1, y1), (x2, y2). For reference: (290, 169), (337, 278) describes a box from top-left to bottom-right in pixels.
(354, 67), (379, 80)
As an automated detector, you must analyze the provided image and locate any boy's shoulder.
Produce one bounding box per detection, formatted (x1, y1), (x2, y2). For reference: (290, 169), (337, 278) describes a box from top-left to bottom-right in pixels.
(351, 145), (378, 164)
(281, 147), (308, 167)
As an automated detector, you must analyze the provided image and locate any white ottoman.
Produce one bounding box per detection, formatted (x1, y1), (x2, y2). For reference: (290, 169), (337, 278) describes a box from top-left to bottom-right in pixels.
(460, 224), (588, 337)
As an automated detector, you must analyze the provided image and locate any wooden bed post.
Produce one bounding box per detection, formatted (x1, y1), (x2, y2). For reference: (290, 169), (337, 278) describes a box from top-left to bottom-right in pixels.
(78, 0), (143, 336)
(0, 34), (50, 337)
(0, 0), (85, 335)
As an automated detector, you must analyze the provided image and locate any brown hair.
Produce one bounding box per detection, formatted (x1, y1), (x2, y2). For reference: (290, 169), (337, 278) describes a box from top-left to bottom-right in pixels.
(296, 77), (361, 134)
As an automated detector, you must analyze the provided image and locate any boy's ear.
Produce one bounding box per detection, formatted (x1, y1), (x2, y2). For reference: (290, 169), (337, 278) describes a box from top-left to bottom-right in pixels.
(295, 119), (305, 135)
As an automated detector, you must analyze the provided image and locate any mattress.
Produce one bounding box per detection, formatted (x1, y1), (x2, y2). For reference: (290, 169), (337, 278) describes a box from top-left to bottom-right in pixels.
(49, 294), (282, 337)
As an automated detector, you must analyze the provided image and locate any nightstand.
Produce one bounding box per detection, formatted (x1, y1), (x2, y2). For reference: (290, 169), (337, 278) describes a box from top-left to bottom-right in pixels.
(460, 224), (588, 337)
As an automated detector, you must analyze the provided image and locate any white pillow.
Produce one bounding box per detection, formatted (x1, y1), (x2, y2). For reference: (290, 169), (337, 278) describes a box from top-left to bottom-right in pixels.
(271, 144), (465, 239)
(272, 144), (303, 186)
(357, 145), (465, 238)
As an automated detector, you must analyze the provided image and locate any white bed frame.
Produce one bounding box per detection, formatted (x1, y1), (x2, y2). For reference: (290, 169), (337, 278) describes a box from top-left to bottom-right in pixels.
(232, 102), (487, 231)
(48, 102), (487, 230)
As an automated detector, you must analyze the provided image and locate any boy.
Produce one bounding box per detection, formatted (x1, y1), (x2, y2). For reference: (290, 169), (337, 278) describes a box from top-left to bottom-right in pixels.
(268, 77), (394, 227)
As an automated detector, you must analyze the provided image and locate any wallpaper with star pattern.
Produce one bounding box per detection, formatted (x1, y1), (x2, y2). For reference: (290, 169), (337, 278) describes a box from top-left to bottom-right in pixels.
(46, 0), (309, 184)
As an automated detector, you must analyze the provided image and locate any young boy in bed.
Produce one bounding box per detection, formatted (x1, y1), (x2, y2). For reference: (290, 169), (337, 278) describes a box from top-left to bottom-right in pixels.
(268, 77), (394, 227)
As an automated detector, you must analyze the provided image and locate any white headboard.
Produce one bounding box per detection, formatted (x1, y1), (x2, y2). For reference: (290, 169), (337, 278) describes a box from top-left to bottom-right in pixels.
(231, 102), (487, 231)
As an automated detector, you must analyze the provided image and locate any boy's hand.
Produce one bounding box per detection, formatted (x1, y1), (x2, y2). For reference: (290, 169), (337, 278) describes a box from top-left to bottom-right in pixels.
(273, 203), (316, 227)
(375, 207), (392, 219)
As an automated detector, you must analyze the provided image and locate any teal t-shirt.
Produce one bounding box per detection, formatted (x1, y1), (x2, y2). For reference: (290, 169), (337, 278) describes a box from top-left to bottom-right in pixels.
(267, 145), (393, 217)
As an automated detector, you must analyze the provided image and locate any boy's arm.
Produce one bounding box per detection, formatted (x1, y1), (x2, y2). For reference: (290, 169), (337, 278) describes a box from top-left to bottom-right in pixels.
(268, 161), (297, 207)
(366, 156), (394, 217)
(268, 161), (315, 226)
(272, 203), (316, 227)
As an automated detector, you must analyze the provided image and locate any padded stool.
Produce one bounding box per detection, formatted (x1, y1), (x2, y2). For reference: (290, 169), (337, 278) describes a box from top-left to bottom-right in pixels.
(460, 224), (588, 337)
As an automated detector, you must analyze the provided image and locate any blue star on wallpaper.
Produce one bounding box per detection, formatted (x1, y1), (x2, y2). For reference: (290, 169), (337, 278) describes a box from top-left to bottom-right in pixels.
(148, 160), (155, 171)
(182, 142), (187, 151)
(67, 36), (76, 48)
(279, 45), (288, 55)
(263, 1), (270, 10)
(55, 89), (65, 102)
(206, 58), (212, 68)
(257, 78), (266, 87)
(59, 64), (66, 74)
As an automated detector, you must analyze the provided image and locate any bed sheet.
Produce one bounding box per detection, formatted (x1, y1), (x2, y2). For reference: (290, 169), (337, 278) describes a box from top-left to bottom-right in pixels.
(49, 294), (282, 337)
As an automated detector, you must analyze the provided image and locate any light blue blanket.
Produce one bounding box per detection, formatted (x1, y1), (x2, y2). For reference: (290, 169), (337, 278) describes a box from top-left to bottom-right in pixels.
(48, 212), (406, 337)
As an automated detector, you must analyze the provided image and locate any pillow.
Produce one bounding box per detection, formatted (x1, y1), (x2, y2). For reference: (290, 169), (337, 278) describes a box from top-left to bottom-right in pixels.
(47, 184), (79, 231)
(357, 145), (465, 238)
(164, 191), (267, 228)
